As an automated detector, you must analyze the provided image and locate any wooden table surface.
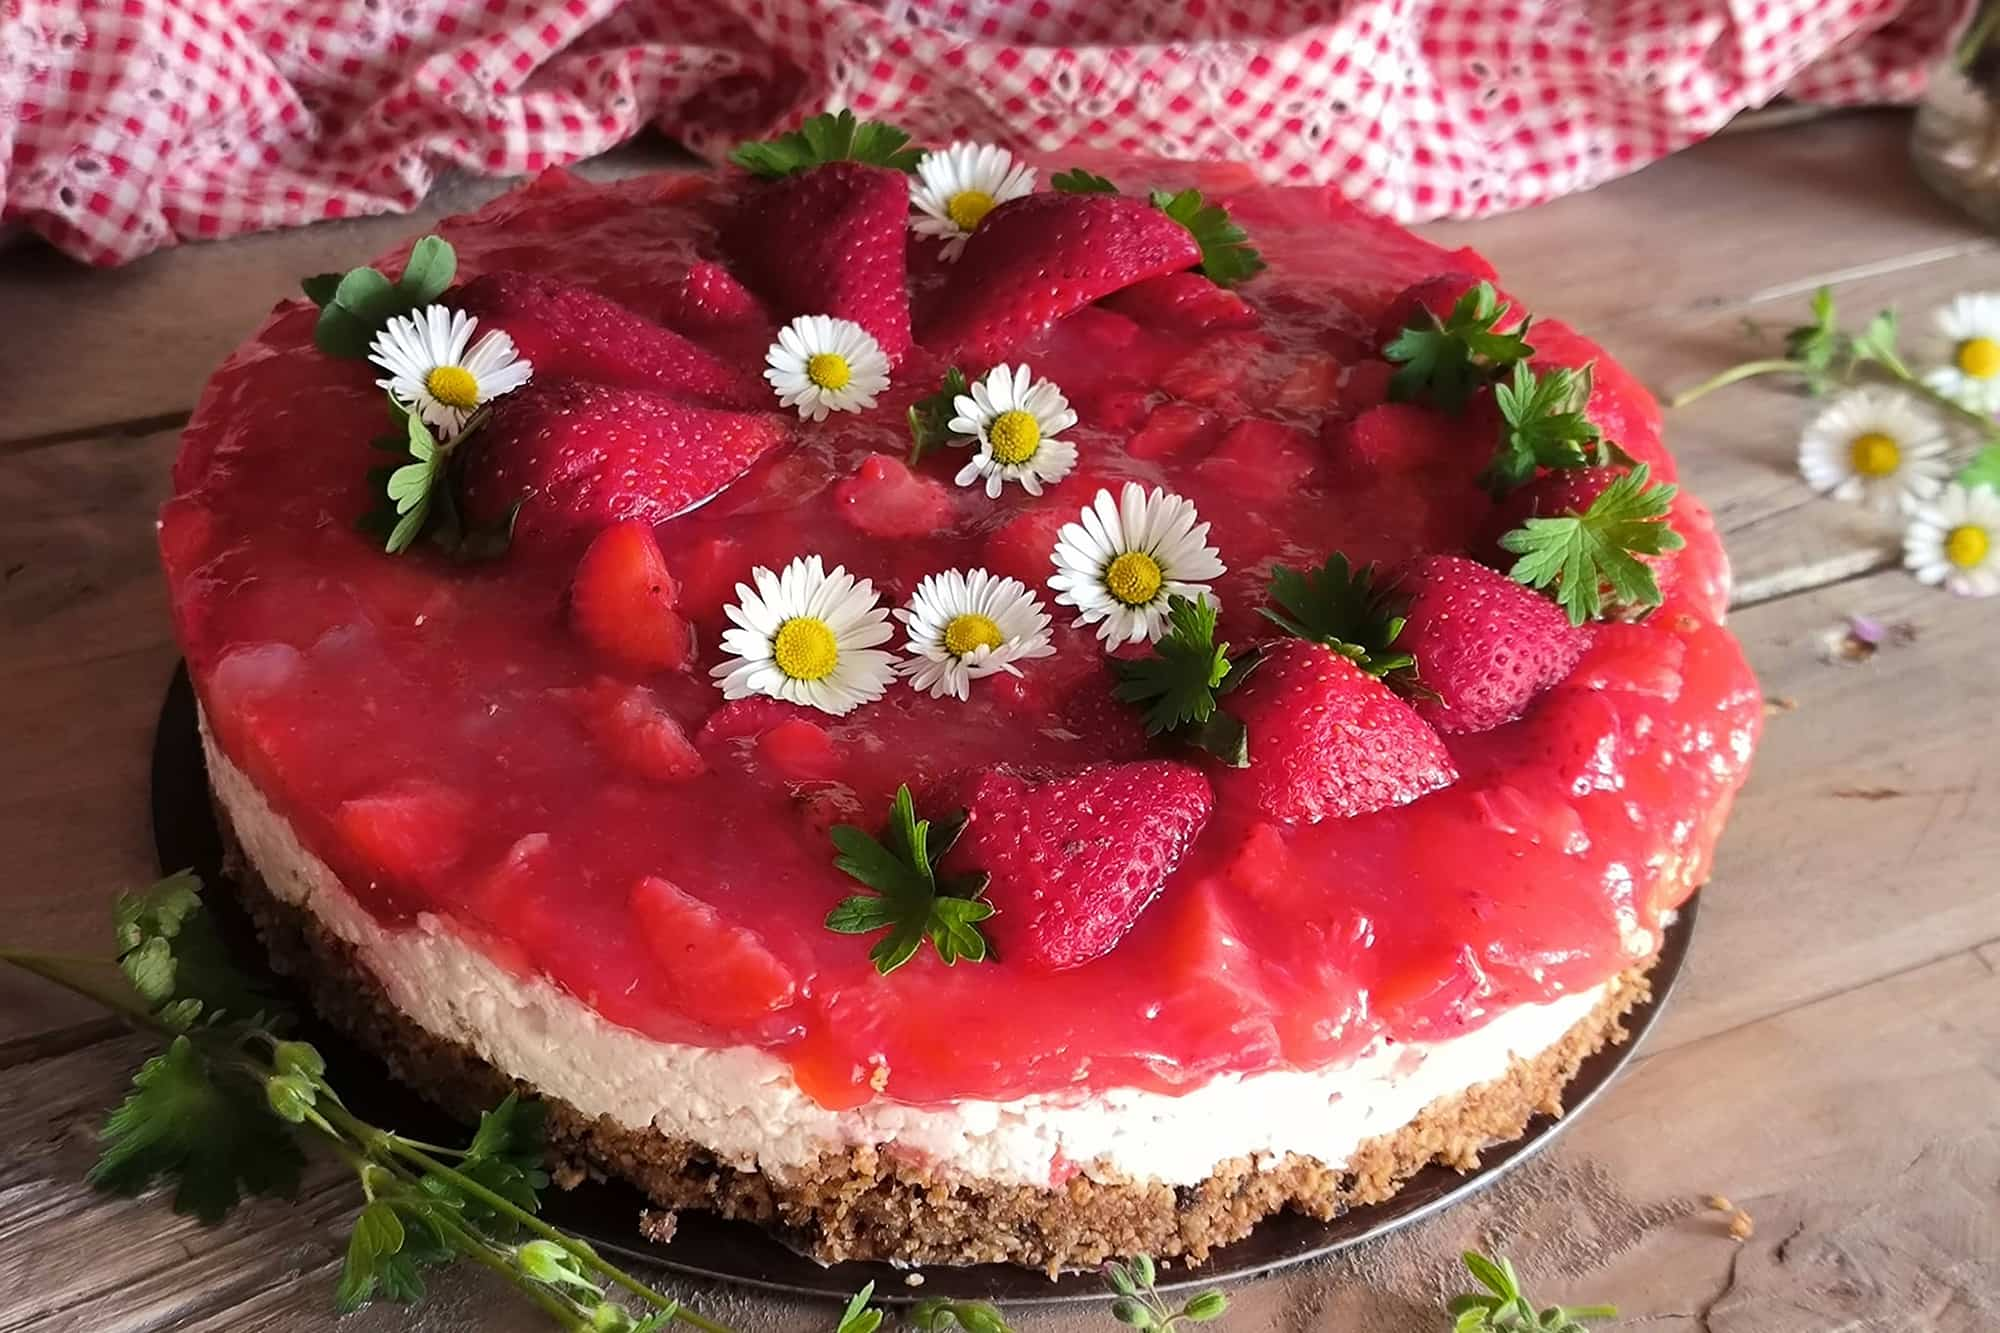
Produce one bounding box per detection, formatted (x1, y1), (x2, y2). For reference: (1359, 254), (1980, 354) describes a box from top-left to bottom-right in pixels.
(2, 109), (1995, 1332)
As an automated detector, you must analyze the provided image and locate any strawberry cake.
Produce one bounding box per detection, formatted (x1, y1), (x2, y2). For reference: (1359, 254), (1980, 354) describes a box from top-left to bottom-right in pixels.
(160, 118), (1761, 1271)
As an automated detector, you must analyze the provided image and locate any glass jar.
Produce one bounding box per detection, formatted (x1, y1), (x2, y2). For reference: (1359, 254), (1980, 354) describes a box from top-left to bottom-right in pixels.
(1913, 8), (2000, 229)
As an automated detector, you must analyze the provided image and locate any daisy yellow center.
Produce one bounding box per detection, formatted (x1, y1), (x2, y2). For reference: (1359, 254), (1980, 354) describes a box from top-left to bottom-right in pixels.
(772, 617), (839, 681)
(943, 612), (1005, 657)
(1956, 336), (2000, 380)
(1945, 524), (1991, 568)
(1104, 551), (1165, 606)
(1848, 431), (1902, 478)
(425, 365), (481, 410)
(945, 188), (996, 232)
(987, 409), (1041, 464)
(806, 353), (852, 391)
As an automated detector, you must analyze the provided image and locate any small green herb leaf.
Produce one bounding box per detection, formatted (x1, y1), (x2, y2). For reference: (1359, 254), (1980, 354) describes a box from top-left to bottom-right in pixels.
(1052, 167), (1120, 194)
(1499, 462), (1684, 624)
(909, 1298), (1015, 1333)
(309, 235), (459, 360)
(1110, 595), (1253, 766)
(836, 1283), (885, 1333)
(1148, 187), (1265, 286)
(112, 870), (273, 1027)
(908, 366), (972, 465)
(1450, 1250), (1617, 1330)
(1260, 554), (1415, 679)
(1960, 447), (2000, 492)
(1481, 361), (1603, 495)
(728, 110), (924, 177)
(1384, 281), (1534, 411)
(825, 786), (994, 974)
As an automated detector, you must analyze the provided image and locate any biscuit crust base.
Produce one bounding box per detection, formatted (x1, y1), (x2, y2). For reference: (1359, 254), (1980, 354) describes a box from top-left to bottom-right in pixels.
(221, 819), (1653, 1273)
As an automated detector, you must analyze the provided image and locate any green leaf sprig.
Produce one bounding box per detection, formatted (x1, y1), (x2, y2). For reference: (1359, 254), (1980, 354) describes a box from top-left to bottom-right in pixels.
(1481, 362), (1608, 495)
(908, 366), (972, 466)
(825, 786), (996, 974)
(1449, 1250), (1617, 1332)
(728, 110), (925, 178)
(303, 234), (457, 360)
(1104, 1254), (1229, 1332)
(359, 396), (520, 559)
(1110, 594), (1256, 768)
(1259, 554), (1416, 681)
(909, 1298), (1016, 1333)
(1047, 168), (1264, 286)
(1500, 462), (1686, 624)
(1384, 281), (1535, 412)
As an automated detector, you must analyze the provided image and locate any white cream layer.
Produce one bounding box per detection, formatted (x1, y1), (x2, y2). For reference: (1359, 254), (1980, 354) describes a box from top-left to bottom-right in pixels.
(207, 724), (1611, 1189)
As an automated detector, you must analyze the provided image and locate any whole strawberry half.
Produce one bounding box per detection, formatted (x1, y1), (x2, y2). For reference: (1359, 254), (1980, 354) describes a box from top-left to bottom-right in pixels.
(1216, 640), (1458, 822)
(920, 193), (1202, 363)
(725, 162), (912, 359)
(1393, 555), (1589, 734)
(453, 271), (766, 408)
(461, 378), (790, 546)
(1483, 465), (1682, 605)
(569, 519), (693, 673)
(932, 760), (1214, 970)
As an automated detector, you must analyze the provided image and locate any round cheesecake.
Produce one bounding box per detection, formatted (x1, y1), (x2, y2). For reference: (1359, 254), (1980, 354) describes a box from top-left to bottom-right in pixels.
(160, 151), (1761, 1270)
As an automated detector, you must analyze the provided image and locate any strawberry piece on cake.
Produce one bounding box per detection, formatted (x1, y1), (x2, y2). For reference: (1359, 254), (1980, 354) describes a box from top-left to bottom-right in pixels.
(630, 875), (798, 1026)
(1392, 555), (1590, 734)
(933, 761), (1214, 970)
(460, 378), (790, 544)
(569, 520), (694, 673)
(566, 679), (706, 784)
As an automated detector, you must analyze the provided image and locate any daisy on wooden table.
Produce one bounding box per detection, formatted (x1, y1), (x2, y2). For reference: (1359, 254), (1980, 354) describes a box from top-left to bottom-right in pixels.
(1796, 387), (1950, 514)
(1050, 483), (1225, 647)
(1905, 482), (2000, 597)
(1923, 292), (2000, 414)
(898, 569), (1056, 700)
(765, 315), (891, 421)
(909, 142), (1036, 259)
(949, 364), (1079, 497)
(368, 305), (532, 438)
(712, 556), (897, 715)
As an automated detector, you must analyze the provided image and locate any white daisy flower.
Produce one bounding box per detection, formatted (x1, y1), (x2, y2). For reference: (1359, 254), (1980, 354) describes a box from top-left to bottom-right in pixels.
(1924, 291), (2000, 414)
(947, 364), (1080, 498)
(910, 142), (1037, 259)
(368, 304), (532, 439)
(764, 315), (891, 422)
(1049, 483), (1226, 648)
(1796, 388), (1951, 515)
(897, 568), (1057, 700)
(711, 556), (896, 715)
(1904, 482), (2000, 597)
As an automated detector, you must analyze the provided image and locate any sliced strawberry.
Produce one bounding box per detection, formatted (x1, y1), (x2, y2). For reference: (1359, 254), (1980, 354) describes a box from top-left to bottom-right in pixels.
(920, 193), (1201, 363)
(757, 718), (843, 780)
(1393, 555), (1590, 734)
(453, 271), (765, 408)
(1216, 640), (1457, 821)
(1101, 272), (1259, 331)
(461, 378), (791, 546)
(652, 260), (770, 339)
(1128, 403), (1220, 460)
(932, 760), (1214, 970)
(1274, 356), (1344, 410)
(629, 875), (798, 1026)
(725, 162), (912, 358)
(567, 678), (706, 783)
(1194, 419), (1318, 502)
(1160, 331), (1272, 403)
(695, 696), (822, 748)
(832, 453), (953, 538)
(335, 781), (474, 887)
(569, 520), (693, 672)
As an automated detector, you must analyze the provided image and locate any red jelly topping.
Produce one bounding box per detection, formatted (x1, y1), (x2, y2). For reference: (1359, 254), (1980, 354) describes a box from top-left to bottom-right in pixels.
(162, 165), (1761, 1111)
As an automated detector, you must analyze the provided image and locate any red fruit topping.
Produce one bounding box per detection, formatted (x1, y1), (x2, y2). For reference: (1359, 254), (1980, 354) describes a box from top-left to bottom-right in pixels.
(629, 876), (798, 1026)
(1217, 641), (1458, 821)
(1195, 419), (1318, 502)
(461, 378), (791, 545)
(334, 781), (474, 887)
(675, 536), (750, 619)
(653, 260), (769, 338)
(567, 679), (706, 783)
(1274, 356), (1344, 410)
(757, 718), (843, 781)
(725, 162), (912, 358)
(452, 271), (764, 408)
(981, 494), (1088, 591)
(568, 520), (693, 672)
(921, 193), (1202, 363)
(1128, 402), (1220, 460)
(1372, 272), (1521, 349)
(1160, 331), (1271, 403)
(1326, 401), (1479, 479)
(1102, 272), (1259, 331)
(932, 761), (1214, 970)
(1393, 555), (1589, 734)
(696, 696), (822, 748)
(832, 453), (953, 538)
(1557, 621), (1688, 701)
(1057, 672), (1153, 760)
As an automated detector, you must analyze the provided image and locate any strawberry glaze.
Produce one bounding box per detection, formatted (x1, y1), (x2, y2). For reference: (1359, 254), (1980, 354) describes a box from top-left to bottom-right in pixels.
(161, 165), (1761, 1111)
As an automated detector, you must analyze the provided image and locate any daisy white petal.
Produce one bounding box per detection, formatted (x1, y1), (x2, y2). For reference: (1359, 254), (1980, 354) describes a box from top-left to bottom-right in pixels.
(1796, 387), (1951, 516)
(947, 363), (1080, 499)
(368, 304), (533, 438)
(1048, 482), (1225, 647)
(1904, 482), (2000, 597)
(709, 556), (897, 714)
(909, 142), (1038, 259)
(763, 315), (892, 422)
(895, 568), (1056, 700)
(1924, 291), (2000, 414)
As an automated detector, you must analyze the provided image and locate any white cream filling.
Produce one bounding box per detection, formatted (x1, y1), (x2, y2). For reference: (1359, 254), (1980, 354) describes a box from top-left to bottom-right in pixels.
(205, 721), (1611, 1189)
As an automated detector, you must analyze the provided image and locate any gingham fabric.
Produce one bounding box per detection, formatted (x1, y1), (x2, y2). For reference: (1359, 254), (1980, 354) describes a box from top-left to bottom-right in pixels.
(0, 0), (1971, 267)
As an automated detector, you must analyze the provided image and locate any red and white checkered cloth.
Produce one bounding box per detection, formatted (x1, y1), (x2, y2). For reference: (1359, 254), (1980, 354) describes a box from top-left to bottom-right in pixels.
(0, 0), (1971, 266)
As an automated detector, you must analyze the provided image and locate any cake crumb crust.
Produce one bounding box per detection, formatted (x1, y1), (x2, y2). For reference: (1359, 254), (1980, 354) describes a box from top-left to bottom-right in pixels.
(222, 820), (1653, 1272)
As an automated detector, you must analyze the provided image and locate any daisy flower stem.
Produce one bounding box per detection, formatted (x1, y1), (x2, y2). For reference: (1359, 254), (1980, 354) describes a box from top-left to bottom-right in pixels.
(1666, 358), (1805, 408)
(1674, 353), (2000, 450)
(1880, 363), (2000, 444)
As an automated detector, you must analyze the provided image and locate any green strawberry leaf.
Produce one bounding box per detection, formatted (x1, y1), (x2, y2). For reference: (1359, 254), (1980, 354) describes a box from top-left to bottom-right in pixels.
(729, 110), (925, 177)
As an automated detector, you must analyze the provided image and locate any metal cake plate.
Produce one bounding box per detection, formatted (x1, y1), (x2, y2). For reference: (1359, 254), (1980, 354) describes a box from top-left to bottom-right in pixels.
(152, 663), (1695, 1306)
